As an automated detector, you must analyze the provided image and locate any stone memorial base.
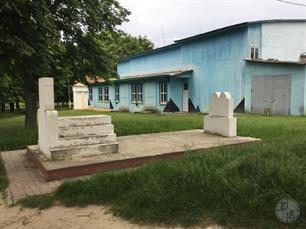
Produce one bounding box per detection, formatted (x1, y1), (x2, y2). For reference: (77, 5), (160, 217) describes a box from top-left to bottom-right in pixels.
(45, 115), (118, 160)
(204, 116), (237, 137)
(26, 130), (260, 181)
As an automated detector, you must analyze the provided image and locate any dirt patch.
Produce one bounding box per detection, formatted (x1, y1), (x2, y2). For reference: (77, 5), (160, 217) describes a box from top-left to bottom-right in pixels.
(0, 203), (222, 229)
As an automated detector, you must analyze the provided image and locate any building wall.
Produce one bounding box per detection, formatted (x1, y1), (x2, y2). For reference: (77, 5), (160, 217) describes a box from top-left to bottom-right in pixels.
(118, 27), (249, 112)
(245, 63), (306, 115)
(261, 22), (306, 61)
(89, 79), (171, 112)
(92, 21), (306, 114)
(181, 28), (248, 111)
(118, 46), (185, 77)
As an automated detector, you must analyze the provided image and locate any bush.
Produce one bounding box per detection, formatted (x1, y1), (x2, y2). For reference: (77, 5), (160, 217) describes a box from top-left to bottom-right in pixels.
(142, 106), (161, 113)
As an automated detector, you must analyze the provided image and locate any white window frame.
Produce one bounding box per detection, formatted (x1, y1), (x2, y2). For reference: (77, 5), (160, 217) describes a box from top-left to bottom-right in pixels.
(115, 85), (120, 103)
(103, 87), (109, 103)
(159, 82), (168, 105)
(131, 84), (143, 104)
(250, 47), (259, 59)
(98, 87), (103, 102)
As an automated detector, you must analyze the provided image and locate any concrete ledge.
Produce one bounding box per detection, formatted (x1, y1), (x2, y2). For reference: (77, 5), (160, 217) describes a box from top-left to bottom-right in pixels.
(26, 146), (184, 181)
(27, 130), (260, 181)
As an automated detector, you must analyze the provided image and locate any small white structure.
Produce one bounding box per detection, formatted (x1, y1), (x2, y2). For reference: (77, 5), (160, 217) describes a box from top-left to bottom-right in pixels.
(204, 92), (237, 137)
(72, 82), (89, 110)
(37, 77), (118, 160)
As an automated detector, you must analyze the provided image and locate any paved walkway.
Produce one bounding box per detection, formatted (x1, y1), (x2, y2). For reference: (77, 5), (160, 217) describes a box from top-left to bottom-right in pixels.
(1, 130), (259, 203)
(1, 150), (61, 203)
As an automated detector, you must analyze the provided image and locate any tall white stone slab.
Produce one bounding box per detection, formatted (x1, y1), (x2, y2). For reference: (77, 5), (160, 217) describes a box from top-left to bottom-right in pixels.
(204, 92), (237, 137)
(72, 82), (89, 110)
(38, 78), (59, 159)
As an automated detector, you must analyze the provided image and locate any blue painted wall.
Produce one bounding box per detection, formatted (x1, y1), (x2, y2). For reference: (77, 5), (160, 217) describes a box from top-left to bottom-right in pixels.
(117, 27), (249, 112)
(89, 78), (171, 111)
(90, 21), (306, 114)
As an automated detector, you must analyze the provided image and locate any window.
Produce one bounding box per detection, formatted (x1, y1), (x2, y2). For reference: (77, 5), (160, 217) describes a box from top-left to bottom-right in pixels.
(131, 84), (143, 104)
(160, 82), (168, 104)
(250, 47), (259, 59)
(115, 86), (120, 103)
(89, 88), (93, 101)
(103, 87), (109, 102)
(98, 87), (103, 101)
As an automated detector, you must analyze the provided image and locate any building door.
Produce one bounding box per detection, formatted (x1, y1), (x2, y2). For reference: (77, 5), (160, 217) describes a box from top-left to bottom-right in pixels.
(251, 75), (290, 115)
(272, 88), (286, 115)
(183, 82), (188, 112)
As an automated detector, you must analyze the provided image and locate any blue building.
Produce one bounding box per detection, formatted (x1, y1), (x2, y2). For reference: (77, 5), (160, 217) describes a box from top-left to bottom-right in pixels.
(89, 20), (306, 115)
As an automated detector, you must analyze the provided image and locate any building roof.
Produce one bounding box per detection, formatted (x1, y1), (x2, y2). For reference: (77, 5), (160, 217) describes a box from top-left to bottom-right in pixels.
(245, 58), (306, 65)
(89, 69), (193, 86)
(73, 82), (86, 87)
(120, 19), (306, 63)
(118, 69), (193, 81)
(86, 76), (118, 84)
(176, 19), (306, 43)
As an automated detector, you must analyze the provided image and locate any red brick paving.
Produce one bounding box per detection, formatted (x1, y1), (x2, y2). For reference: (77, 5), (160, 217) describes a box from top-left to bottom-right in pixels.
(1, 150), (61, 203)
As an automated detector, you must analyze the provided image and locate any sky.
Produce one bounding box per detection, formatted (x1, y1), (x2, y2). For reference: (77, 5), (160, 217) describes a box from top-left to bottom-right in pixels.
(118, 0), (306, 47)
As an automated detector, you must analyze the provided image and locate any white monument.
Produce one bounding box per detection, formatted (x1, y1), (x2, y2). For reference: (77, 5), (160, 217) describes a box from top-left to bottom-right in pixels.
(72, 82), (89, 110)
(204, 92), (237, 137)
(37, 78), (59, 158)
(37, 77), (118, 160)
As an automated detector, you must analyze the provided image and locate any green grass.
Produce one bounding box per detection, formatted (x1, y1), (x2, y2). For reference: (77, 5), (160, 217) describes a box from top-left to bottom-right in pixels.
(2, 111), (306, 227)
(0, 157), (8, 191)
(18, 194), (56, 209)
(54, 115), (306, 228)
(0, 110), (202, 151)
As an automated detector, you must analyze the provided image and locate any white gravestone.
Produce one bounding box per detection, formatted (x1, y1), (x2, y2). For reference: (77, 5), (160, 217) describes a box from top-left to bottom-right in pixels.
(37, 78), (59, 159)
(37, 77), (118, 160)
(72, 82), (89, 110)
(204, 92), (237, 137)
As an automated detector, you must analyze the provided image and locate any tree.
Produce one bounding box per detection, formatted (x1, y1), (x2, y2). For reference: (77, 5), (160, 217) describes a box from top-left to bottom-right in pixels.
(0, 0), (130, 128)
(97, 31), (154, 76)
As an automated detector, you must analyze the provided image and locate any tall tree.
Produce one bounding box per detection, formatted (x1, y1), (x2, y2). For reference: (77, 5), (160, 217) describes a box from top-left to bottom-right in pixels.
(97, 31), (154, 76)
(0, 0), (130, 128)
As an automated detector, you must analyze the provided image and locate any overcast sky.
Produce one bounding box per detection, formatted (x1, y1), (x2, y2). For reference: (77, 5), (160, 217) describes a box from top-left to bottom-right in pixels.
(118, 0), (306, 47)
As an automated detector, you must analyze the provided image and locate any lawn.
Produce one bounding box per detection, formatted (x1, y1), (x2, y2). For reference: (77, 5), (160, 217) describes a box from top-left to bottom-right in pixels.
(1, 111), (306, 228)
(0, 110), (203, 151)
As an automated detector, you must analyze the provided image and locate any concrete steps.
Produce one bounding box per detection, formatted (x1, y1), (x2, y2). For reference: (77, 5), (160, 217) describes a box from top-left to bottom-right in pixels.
(51, 115), (118, 160)
(58, 124), (114, 138)
(58, 115), (111, 128)
(56, 134), (117, 148)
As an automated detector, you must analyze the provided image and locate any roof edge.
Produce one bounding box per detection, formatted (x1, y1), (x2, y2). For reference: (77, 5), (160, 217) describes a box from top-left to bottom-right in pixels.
(119, 19), (306, 63)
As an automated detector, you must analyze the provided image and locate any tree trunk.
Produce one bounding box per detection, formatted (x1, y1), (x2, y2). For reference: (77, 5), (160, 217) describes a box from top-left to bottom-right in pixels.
(9, 103), (14, 112)
(16, 100), (20, 111)
(24, 85), (38, 129)
(1, 103), (5, 112)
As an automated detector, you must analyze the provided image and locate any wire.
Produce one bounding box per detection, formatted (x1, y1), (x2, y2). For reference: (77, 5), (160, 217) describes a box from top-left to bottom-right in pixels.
(276, 0), (306, 7)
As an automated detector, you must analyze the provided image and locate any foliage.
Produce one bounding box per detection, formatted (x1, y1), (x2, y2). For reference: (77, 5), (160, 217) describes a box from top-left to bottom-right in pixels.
(97, 31), (154, 76)
(0, 0), (130, 127)
(0, 156), (8, 191)
(18, 195), (55, 210)
(0, 74), (23, 110)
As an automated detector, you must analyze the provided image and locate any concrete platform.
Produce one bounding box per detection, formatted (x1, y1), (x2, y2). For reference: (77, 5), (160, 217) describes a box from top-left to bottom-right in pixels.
(27, 130), (260, 181)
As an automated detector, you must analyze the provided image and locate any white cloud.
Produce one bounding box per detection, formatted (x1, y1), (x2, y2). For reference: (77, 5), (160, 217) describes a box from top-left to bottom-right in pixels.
(118, 0), (306, 47)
